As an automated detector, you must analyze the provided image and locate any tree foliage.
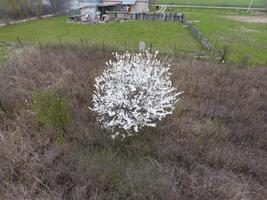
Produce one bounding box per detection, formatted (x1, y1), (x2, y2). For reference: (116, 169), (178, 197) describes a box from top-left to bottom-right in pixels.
(0, 0), (70, 21)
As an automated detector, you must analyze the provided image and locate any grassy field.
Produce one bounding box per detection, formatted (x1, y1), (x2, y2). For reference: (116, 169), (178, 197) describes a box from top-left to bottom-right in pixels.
(162, 7), (267, 66)
(1, 12), (267, 66)
(0, 16), (202, 53)
(155, 0), (267, 7)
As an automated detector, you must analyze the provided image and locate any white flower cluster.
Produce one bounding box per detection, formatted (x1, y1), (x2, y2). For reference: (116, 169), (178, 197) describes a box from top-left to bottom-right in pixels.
(90, 51), (183, 139)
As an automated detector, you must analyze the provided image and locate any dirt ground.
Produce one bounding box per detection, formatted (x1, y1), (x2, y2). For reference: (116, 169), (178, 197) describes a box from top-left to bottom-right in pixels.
(226, 15), (267, 24)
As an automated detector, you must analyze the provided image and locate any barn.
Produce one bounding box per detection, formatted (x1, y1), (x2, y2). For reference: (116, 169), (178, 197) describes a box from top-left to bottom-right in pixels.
(77, 0), (149, 22)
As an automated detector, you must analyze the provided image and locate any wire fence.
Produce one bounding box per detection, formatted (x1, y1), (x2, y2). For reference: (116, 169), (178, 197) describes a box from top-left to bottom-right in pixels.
(0, 38), (214, 61)
(107, 12), (184, 22)
(0, 14), (55, 28)
(181, 18), (226, 62)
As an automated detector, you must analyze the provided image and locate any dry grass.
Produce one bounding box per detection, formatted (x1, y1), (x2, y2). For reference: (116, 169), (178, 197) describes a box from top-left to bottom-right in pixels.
(0, 45), (266, 200)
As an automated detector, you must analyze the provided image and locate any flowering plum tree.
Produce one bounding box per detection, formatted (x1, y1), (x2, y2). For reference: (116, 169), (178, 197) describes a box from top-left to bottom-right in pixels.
(90, 51), (183, 139)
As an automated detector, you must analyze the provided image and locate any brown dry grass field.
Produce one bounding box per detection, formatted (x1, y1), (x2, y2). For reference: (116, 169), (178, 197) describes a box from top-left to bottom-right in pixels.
(0, 45), (266, 199)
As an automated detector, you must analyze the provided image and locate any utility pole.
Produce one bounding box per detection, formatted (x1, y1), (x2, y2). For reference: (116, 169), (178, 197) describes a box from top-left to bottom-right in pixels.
(247, 0), (253, 13)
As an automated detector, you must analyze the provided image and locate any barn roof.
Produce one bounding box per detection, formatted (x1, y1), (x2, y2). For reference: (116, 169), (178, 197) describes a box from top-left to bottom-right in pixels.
(121, 0), (136, 5)
(99, 2), (121, 6)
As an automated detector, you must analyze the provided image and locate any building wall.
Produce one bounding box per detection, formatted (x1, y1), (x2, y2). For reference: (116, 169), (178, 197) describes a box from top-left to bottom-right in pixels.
(80, 6), (98, 21)
(131, 1), (148, 13)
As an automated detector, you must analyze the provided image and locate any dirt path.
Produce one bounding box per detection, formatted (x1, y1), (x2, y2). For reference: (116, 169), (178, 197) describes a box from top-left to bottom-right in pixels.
(226, 15), (267, 24)
(154, 4), (267, 11)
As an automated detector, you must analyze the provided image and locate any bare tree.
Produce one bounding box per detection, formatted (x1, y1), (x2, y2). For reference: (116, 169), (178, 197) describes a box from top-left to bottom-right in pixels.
(48, 0), (71, 14)
(0, 0), (18, 20)
(0, 0), (44, 21)
(27, 0), (43, 18)
(0, 0), (59, 23)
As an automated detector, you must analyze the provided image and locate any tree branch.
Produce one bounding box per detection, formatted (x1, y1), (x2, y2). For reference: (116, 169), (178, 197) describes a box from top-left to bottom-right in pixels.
(0, 100), (7, 113)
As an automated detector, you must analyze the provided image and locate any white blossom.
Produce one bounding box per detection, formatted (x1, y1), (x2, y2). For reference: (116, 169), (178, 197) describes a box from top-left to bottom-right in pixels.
(90, 51), (183, 139)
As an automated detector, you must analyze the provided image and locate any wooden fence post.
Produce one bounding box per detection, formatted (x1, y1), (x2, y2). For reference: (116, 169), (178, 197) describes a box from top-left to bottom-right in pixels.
(102, 41), (105, 51)
(58, 37), (62, 46)
(124, 41), (127, 51)
(16, 36), (22, 47)
(80, 38), (85, 49)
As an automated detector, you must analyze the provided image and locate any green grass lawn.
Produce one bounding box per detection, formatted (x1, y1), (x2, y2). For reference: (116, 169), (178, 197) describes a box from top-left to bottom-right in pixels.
(162, 7), (267, 66)
(1, 13), (266, 66)
(0, 16), (202, 53)
(155, 0), (267, 7)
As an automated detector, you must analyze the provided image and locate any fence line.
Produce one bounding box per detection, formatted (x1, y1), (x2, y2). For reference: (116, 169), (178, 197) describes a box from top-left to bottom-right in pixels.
(0, 14), (54, 28)
(105, 11), (225, 61)
(106, 12), (184, 22)
(0, 38), (213, 60)
(182, 18), (225, 61)
(182, 19), (214, 52)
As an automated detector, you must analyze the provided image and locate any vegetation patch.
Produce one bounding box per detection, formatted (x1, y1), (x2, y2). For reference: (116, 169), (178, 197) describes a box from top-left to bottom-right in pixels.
(0, 45), (266, 199)
(0, 45), (10, 65)
(31, 90), (70, 142)
(0, 16), (203, 53)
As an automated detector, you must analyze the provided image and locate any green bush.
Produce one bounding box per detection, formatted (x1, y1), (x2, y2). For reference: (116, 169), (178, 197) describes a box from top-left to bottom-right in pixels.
(31, 90), (69, 140)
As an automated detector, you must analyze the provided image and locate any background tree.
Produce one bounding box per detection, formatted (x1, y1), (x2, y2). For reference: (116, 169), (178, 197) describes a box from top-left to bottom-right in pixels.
(0, 0), (35, 21)
(0, 0), (23, 21)
(48, 0), (71, 14)
(0, 0), (69, 22)
(27, 0), (43, 18)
